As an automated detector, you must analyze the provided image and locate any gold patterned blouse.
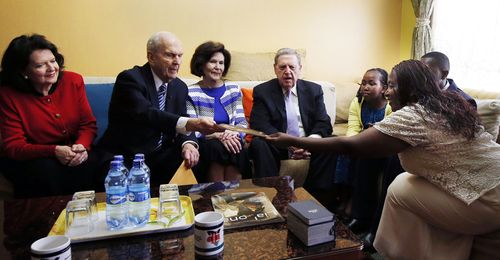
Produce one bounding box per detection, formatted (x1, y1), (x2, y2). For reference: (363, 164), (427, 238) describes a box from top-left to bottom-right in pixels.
(374, 104), (500, 205)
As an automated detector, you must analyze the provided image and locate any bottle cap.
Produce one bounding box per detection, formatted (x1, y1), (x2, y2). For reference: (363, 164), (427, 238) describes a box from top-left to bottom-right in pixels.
(110, 160), (121, 167)
(134, 153), (145, 160)
(132, 159), (143, 167)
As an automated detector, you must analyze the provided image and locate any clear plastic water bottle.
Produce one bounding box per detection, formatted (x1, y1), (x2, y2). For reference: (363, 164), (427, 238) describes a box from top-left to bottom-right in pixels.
(134, 153), (150, 176)
(105, 160), (129, 230)
(113, 155), (129, 177)
(128, 159), (151, 227)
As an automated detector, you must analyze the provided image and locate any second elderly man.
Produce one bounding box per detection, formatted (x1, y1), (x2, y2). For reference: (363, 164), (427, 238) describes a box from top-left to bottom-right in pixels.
(250, 48), (337, 202)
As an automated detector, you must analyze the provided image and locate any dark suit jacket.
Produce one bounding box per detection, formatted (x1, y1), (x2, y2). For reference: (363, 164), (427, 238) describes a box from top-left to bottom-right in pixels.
(98, 63), (196, 156)
(447, 78), (477, 109)
(250, 78), (332, 137)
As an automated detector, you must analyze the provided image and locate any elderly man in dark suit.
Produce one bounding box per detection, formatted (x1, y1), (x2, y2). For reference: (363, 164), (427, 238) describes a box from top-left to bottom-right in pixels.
(98, 31), (219, 186)
(249, 48), (337, 199)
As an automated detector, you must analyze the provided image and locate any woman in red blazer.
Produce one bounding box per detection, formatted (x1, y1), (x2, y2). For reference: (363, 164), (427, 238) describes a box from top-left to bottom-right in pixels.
(0, 34), (98, 198)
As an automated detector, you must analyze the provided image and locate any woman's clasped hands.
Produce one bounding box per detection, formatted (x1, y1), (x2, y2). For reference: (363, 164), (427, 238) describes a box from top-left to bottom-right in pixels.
(55, 144), (88, 166)
(217, 130), (242, 154)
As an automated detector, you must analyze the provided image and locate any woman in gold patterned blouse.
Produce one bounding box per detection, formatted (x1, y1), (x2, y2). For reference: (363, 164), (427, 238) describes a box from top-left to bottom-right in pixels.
(267, 60), (500, 260)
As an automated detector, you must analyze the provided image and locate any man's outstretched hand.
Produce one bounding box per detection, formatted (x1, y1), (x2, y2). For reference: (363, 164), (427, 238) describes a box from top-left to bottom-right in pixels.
(186, 118), (225, 135)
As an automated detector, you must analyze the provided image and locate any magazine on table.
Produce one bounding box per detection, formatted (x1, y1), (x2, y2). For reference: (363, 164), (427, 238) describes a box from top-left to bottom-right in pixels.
(211, 192), (284, 229)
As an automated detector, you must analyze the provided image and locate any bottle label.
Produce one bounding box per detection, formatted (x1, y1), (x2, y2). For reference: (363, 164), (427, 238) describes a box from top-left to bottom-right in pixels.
(129, 189), (150, 202)
(107, 192), (127, 205)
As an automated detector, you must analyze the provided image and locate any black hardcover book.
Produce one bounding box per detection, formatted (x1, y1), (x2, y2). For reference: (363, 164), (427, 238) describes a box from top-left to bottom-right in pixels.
(287, 200), (333, 225)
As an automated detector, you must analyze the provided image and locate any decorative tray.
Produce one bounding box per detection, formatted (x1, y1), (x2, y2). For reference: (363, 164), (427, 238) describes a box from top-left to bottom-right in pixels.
(48, 196), (195, 243)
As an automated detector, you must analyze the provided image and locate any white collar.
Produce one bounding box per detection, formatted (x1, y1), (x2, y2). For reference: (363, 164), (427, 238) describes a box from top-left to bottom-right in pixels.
(442, 79), (450, 91)
(282, 84), (298, 96)
(151, 68), (167, 91)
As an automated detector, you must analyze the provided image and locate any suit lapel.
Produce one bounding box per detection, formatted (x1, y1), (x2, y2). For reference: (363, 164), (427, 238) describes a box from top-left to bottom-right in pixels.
(141, 63), (160, 109)
(165, 79), (177, 112)
(296, 80), (308, 131)
(272, 80), (286, 126)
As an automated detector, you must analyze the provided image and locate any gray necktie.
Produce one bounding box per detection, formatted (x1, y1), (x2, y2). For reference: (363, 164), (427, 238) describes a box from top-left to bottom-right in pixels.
(285, 90), (300, 137)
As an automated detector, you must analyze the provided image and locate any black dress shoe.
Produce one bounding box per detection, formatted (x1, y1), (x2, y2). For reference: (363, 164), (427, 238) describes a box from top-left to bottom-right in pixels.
(347, 218), (369, 234)
(361, 232), (376, 251)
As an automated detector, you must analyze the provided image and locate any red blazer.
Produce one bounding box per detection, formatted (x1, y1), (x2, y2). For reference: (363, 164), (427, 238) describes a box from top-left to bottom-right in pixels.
(0, 71), (97, 160)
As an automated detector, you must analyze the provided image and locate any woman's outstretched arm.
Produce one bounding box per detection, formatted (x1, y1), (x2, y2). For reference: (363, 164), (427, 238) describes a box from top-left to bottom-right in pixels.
(266, 127), (410, 158)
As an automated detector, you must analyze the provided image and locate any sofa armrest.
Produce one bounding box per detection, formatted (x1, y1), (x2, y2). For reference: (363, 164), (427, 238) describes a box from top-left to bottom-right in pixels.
(463, 88), (500, 143)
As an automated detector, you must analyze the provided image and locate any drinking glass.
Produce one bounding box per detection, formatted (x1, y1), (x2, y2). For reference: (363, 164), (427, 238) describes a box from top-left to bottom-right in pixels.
(158, 184), (181, 221)
(72, 190), (98, 221)
(65, 199), (94, 237)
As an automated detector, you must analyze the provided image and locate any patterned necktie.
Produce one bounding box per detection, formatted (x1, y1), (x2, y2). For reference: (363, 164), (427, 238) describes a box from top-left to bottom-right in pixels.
(158, 83), (167, 111)
(285, 90), (300, 137)
(156, 83), (167, 149)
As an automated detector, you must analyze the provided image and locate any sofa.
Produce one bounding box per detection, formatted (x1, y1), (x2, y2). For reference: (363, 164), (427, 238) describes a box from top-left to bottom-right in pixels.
(0, 76), (499, 198)
(83, 77), (337, 188)
(83, 77), (500, 185)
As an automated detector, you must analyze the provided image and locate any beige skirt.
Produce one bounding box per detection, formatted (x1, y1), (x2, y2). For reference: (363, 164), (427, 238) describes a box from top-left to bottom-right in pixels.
(374, 172), (500, 260)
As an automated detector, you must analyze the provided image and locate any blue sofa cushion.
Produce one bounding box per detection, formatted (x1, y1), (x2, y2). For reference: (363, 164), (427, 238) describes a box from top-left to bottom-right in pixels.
(85, 83), (114, 143)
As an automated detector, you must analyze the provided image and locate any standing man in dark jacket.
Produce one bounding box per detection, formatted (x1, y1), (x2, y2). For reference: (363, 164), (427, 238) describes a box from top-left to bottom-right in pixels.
(421, 51), (477, 108)
(98, 31), (219, 186)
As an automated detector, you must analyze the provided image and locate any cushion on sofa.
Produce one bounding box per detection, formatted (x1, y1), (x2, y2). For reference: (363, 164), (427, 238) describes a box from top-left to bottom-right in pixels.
(225, 49), (307, 81)
(240, 88), (254, 143)
(462, 88), (500, 100)
(240, 88), (254, 123)
(332, 81), (359, 123)
(477, 99), (500, 141)
(463, 88), (500, 143)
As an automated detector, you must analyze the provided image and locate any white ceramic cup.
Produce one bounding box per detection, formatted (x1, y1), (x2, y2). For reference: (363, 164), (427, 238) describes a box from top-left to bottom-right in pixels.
(30, 235), (71, 260)
(194, 211), (224, 256)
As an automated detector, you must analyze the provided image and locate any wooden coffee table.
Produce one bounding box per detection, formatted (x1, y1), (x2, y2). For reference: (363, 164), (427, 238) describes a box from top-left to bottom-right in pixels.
(0, 176), (363, 259)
